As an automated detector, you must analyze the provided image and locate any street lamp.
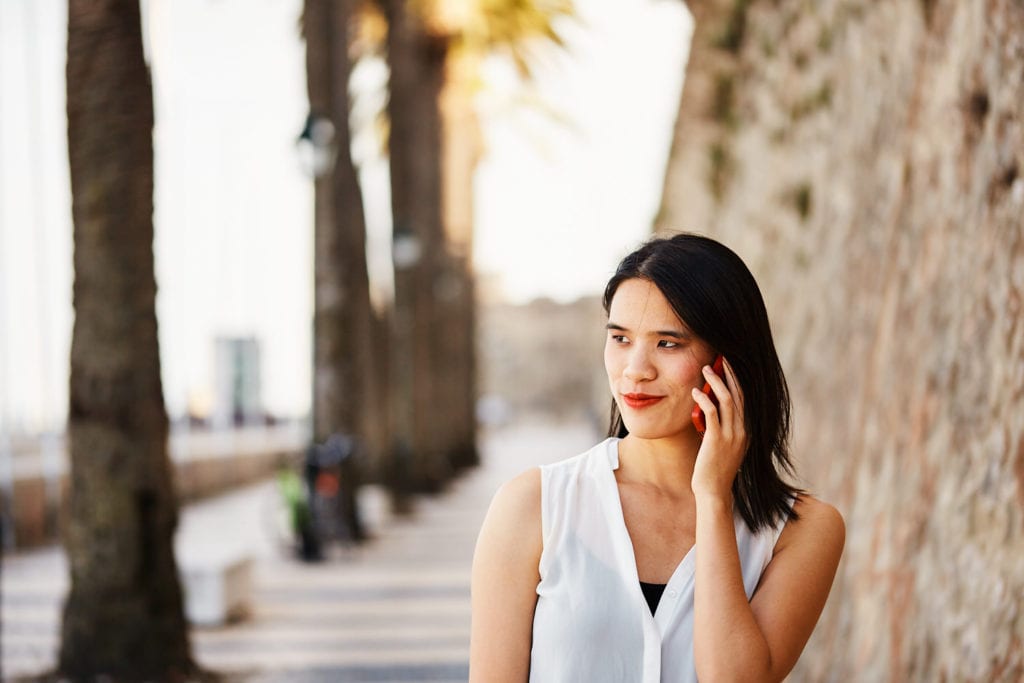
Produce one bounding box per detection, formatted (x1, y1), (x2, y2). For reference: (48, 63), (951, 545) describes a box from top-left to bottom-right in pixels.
(392, 224), (422, 270)
(295, 112), (336, 178)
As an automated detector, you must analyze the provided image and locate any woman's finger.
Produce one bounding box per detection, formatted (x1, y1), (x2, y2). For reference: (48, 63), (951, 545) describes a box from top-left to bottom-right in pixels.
(691, 386), (720, 437)
(721, 358), (746, 428)
(701, 363), (734, 439)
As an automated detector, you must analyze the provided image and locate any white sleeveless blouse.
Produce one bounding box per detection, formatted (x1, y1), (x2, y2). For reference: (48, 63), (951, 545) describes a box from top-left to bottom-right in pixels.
(529, 438), (787, 682)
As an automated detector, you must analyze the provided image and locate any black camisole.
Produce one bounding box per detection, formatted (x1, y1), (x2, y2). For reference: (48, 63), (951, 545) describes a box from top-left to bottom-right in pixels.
(639, 581), (667, 615)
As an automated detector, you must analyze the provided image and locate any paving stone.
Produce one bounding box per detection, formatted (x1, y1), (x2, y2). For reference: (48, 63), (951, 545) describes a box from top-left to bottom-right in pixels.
(1, 420), (598, 680)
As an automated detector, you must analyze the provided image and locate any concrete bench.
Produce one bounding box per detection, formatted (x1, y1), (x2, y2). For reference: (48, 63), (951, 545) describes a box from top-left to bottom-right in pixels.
(178, 547), (254, 627)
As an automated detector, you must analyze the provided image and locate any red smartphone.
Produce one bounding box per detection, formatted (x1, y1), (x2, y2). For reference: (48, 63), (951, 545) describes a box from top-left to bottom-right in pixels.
(691, 355), (726, 434)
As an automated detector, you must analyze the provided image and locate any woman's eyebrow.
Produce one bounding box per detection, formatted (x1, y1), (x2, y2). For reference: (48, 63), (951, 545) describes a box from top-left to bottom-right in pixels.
(605, 322), (691, 339)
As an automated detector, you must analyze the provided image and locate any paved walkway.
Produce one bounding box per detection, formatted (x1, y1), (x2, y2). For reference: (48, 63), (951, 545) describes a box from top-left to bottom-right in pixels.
(2, 420), (599, 682)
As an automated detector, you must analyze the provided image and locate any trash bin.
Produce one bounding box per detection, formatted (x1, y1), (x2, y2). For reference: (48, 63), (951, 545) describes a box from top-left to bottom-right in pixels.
(304, 433), (358, 553)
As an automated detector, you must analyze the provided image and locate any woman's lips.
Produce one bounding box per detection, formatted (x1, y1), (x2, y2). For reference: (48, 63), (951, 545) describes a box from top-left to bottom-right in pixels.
(622, 393), (664, 409)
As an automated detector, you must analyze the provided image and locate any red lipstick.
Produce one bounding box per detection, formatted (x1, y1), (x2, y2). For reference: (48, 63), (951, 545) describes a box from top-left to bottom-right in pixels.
(622, 393), (663, 409)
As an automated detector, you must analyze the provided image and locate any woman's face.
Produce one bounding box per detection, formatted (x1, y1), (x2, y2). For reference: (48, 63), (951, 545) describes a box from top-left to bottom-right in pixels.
(604, 278), (717, 441)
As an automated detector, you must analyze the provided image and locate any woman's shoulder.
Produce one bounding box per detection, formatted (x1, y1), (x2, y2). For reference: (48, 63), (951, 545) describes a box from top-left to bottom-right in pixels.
(476, 468), (543, 570)
(792, 494), (845, 530)
(484, 438), (616, 532)
(492, 467), (542, 516)
(778, 494), (845, 557)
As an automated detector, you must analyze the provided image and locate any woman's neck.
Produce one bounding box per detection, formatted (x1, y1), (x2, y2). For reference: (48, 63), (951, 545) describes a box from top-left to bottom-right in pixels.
(616, 433), (702, 497)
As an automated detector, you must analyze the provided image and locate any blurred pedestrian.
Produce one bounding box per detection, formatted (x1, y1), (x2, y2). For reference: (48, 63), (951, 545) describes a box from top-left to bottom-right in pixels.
(470, 233), (845, 681)
(277, 464), (319, 561)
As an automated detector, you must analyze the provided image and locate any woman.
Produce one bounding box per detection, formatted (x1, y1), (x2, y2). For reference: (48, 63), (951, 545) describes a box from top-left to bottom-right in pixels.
(469, 233), (845, 682)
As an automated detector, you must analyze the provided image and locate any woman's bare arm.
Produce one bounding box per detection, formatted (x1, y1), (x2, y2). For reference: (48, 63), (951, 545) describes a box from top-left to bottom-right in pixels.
(691, 359), (845, 681)
(693, 493), (845, 682)
(469, 467), (543, 683)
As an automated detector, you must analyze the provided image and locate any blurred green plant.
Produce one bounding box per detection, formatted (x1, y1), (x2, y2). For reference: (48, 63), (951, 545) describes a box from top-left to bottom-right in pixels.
(712, 72), (739, 129)
(278, 468), (311, 540)
(817, 23), (833, 52)
(394, 0), (575, 73)
(785, 181), (813, 221)
(714, 0), (751, 53)
(793, 48), (809, 70)
(708, 140), (736, 202)
(789, 80), (833, 120)
(712, 0), (753, 53)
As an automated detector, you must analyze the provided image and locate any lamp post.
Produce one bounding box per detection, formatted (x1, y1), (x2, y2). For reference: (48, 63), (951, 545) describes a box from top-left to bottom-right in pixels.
(389, 222), (425, 510)
(392, 225), (422, 269)
(295, 110), (338, 558)
(296, 110), (336, 447)
(294, 98), (372, 545)
(296, 112), (336, 179)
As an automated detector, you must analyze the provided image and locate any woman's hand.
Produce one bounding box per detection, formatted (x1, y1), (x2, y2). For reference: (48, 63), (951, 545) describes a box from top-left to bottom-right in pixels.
(690, 357), (748, 500)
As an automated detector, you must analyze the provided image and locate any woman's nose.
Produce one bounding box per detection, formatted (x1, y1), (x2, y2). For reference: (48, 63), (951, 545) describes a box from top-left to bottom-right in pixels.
(623, 346), (655, 381)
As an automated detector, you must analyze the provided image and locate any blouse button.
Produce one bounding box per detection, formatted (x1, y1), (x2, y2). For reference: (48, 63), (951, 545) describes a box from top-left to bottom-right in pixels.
(667, 589), (678, 598)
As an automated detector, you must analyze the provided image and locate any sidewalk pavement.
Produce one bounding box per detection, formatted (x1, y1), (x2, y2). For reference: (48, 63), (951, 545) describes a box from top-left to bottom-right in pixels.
(2, 419), (600, 682)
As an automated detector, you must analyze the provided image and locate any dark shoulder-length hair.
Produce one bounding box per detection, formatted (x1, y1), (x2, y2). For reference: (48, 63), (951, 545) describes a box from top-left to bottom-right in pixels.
(603, 232), (801, 533)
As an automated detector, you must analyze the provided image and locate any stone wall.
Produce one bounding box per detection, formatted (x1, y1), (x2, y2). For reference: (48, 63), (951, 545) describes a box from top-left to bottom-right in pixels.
(659, 1), (1024, 680)
(8, 447), (299, 548)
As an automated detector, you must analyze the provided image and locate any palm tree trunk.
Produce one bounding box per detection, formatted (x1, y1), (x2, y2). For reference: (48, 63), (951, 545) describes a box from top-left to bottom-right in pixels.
(383, 0), (452, 493)
(433, 252), (478, 470)
(303, 0), (374, 541)
(60, 1), (194, 678)
(439, 51), (482, 470)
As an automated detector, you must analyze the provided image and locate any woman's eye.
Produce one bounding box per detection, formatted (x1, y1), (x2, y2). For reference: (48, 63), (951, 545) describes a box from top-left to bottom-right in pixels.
(658, 340), (679, 349)
(610, 334), (629, 344)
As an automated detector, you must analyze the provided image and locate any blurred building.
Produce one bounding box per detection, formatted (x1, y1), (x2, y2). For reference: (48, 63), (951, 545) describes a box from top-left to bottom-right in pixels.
(478, 296), (608, 427)
(212, 336), (263, 428)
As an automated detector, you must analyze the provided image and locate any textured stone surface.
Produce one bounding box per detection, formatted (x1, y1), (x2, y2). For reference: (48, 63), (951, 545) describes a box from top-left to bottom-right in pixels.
(660, 1), (1024, 680)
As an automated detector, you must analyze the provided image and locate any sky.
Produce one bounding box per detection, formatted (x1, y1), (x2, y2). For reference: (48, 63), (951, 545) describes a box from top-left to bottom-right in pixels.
(0, 0), (692, 431)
